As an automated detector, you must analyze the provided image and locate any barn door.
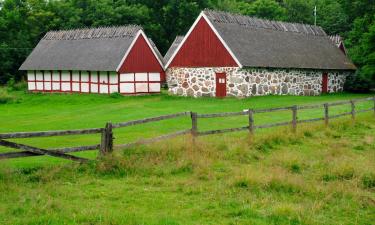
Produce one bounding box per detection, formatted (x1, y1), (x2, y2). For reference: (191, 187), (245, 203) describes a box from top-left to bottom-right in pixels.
(215, 72), (227, 97)
(322, 72), (328, 94)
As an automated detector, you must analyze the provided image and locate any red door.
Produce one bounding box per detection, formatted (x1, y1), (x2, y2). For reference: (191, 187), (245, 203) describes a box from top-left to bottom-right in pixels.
(216, 73), (227, 97)
(322, 72), (328, 94)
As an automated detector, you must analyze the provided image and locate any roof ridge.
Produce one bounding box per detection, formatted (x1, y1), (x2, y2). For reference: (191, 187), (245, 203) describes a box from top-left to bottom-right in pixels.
(203, 9), (326, 36)
(43, 25), (142, 40)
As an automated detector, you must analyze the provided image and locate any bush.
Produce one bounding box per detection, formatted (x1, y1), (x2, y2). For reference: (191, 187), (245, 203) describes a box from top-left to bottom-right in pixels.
(344, 73), (374, 93)
(0, 88), (15, 104)
(109, 92), (123, 99)
(6, 78), (27, 92)
(361, 173), (375, 189)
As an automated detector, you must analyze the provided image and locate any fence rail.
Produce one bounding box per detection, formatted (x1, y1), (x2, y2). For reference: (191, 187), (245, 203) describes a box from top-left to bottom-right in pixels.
(0, 96), (374, 163)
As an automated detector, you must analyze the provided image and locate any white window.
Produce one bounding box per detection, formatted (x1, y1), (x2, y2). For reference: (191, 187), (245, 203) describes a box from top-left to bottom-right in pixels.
(28, 82), (36, 90)
(120, 73), (134, 82)
(35, 71), (43, 81)
(120, 83), (134, 93)
(52, 71), (60, 81)
(148, 73), (160, 82)
(100, 84), (108, 94)
(44, 71), (52, 81)
(91, 84), (98, 93)
(27, 71), (35, 81)
(61, 71), (70, 81)
(72, 71), (80, 81)
(81, 83), (89, 93)
(52, 82), (60, 90)
(149, 83), (161, 92)
(81, 72), (89, 82)
(135, 73), (148, 82)
(44, 82), (52, 91)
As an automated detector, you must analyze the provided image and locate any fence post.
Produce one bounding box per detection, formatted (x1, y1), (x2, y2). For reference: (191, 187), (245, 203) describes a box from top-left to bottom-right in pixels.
(292, 105), (297, 133)
(100, 122), (113, 156)
(191, 112), (198, 137)
(324, 103), (329, 127)
(350, 100), (356, 121)
(248, 109), (254, 135)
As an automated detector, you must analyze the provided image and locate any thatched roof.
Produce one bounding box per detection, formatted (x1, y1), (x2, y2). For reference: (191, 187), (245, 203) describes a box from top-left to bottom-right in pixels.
(166, 10), (355, 70)
(204, 10), (355, 70)
(20, 25), (143, 71)
(164, 36), (184, 65)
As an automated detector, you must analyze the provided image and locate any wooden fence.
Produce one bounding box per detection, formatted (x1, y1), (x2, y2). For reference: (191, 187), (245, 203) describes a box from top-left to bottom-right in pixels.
(0, 96), (374, 163)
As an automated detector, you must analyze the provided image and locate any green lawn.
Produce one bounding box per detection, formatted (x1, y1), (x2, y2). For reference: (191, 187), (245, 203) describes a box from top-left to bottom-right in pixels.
(0, 89), (374, 168)
(0, 89), (374, 224)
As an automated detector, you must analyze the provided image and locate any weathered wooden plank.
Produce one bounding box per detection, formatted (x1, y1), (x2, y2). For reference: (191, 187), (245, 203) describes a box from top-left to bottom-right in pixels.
(298, 104), (323, 110)
(248, 109), (254, 134)
(100, 122), (113, 156)
(0, 128), (103, 139)
(114, 129), (191, 150)
(49, 144), (100, 153)
(253, 106), (293, 113)
(297, 117), (325, 124)
(292, 106), (298, 132)
(327, 100), (351, 107)
(352, 97), (374, 102)
(0, 144), (99, 159)
(350, 100), (356, 120)
(197, 111), (248, 118)
(254, 121), (291, 129)
(328, 112), (352, 119)
(112, 112), (190, 128)
(0, 151), (40, 159)
(191, 112), (198, 136)
(324, 103), (329, 126)
(197, 126), (249, 136)
(356, 108), (375, 113)
(0, 140), (89, 163)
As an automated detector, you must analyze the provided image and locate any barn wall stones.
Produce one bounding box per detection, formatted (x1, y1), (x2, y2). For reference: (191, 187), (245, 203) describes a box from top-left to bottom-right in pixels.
(166, 67), (351, 97)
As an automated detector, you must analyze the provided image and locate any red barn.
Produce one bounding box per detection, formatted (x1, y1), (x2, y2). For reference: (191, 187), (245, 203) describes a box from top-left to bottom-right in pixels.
(20, 26), (164, 95)
(164, 10), (356, 97)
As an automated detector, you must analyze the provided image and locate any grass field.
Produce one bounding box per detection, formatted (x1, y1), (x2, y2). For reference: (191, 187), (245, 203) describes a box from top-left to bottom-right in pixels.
(0, 88), (374, 224)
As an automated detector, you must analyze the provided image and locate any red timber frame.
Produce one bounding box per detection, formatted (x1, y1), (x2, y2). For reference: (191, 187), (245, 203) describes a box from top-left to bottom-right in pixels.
(118, 72), (161, 95)
(27, 70), (162, 95)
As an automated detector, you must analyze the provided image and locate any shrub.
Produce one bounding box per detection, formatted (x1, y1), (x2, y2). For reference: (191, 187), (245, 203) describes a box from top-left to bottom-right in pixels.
(344, 73), (373, 93)
(361, 173), (375, 189)
(0, 89), (15, 104)
(109, 92), (123, 98)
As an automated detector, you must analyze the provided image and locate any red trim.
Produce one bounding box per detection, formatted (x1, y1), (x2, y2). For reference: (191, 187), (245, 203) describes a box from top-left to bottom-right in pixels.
(117, 72), (120, 93)
(70, 71), (72, 93)
(79, 71), (82, 93)
(147, 72), (150, 92)
(42, 71), (45, 91)
(134, 73), (137, 93)
(34, 71), (37, 90)
(107, 71), (110, 94)
(59, 71), (62, 91)
(97, 71), (100, 94)
(89, 71), (92, 93)
(118, 72), (161, 94)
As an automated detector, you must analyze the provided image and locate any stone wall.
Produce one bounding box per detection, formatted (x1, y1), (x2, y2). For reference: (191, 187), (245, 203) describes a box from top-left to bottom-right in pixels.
(166, 67), (351, 97)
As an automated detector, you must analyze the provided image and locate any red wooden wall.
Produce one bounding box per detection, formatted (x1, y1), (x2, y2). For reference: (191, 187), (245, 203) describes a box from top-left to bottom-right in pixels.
(118, 35), (165, 81)
(169, 17), (238, 68)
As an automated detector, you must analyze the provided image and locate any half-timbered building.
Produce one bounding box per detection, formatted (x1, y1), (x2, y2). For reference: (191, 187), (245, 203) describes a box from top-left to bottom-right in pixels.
(20, 26), (164, 95)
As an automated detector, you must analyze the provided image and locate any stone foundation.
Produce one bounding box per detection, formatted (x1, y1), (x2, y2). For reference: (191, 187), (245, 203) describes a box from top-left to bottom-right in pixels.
(166, 67), (351, 97)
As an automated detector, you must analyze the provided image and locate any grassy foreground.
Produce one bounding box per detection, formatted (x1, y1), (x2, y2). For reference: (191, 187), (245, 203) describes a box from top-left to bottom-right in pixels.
(0, 88), (374, 168)
(0, 115), (374, 225)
